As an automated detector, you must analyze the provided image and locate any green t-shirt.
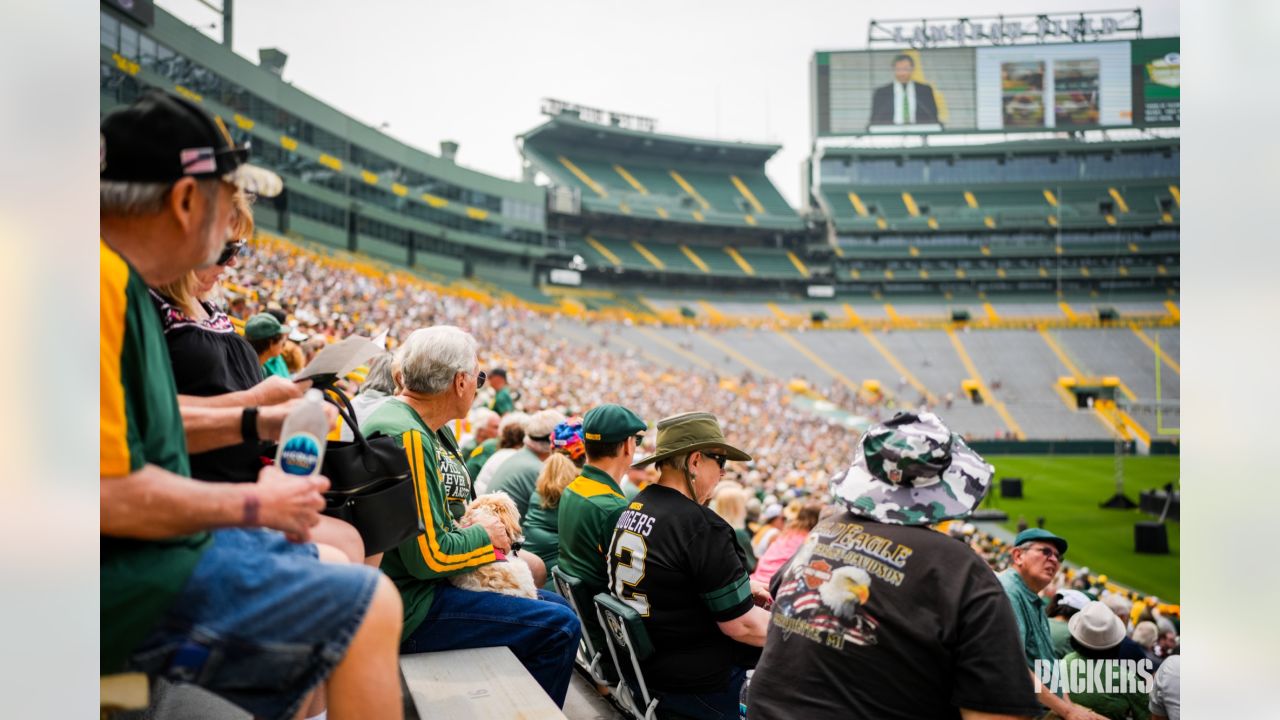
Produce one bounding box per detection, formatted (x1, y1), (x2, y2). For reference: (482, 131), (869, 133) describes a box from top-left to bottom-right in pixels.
(522, 490), (560, 581)
(489, 386), (515, 415)
(100, 240), (209, 673)
(465, 437), (499, 482)
(364, 398), (494, 639)
(485, 447), (542, 520)
(261, 354), (290, 379)
(1060, 651), (1152, 719)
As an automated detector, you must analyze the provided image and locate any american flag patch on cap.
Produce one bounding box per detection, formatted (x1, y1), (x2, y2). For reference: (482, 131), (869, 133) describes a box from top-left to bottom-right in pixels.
(180, 147), (217, 174)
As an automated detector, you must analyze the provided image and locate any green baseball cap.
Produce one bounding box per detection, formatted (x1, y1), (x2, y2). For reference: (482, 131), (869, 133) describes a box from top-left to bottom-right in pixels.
(632, 411), (751, 468)
(582, 404), (647, 443)
(244, 312), (292, 341)
(1014, 528), (1068, 556)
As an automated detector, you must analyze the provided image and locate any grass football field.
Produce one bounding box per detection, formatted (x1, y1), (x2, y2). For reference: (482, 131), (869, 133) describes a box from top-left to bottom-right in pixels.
(979, 455), (1180, 602)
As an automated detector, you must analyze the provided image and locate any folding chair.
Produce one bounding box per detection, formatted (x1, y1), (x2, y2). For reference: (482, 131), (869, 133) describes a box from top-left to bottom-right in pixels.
(550, 566), (614, 685)
(593, 593), (660, 720)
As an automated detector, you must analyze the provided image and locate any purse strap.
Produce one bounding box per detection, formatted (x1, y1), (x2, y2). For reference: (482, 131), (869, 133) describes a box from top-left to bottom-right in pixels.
(307, 374), (371, 450)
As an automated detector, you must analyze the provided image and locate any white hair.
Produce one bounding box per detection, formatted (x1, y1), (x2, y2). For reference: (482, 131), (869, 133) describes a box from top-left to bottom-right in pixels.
(523, 409), (566, 450)
(100, 178), (220, 217)
(394, 325), (478, 395)
(468, 406), (500, 427)
(499, 411), (529, 435)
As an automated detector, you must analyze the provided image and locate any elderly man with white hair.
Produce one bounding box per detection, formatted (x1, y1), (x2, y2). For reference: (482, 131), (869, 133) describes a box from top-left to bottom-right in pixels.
(362, 325), (581, 708)
(485, 407), (567, 520)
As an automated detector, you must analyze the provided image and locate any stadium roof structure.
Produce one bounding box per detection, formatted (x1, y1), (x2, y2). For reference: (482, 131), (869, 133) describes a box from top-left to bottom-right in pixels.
(522, 112), (783, 165)
(520, 112), (804, 231)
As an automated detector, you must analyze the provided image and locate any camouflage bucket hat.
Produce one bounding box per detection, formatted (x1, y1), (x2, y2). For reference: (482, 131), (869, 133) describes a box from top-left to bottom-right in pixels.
(831, 412), (993, 526)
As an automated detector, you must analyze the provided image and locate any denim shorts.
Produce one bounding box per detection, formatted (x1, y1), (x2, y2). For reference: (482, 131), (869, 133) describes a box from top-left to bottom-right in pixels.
(127, 528), (380, 720)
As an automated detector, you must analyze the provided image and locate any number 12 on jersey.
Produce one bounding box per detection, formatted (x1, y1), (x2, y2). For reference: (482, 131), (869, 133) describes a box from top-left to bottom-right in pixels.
(609, 531), (651, 616)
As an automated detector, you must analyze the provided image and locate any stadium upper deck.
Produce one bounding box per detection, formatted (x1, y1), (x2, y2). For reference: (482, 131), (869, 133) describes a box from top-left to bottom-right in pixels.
(520, 112), (804, 232)
(100, 3), (549, 282)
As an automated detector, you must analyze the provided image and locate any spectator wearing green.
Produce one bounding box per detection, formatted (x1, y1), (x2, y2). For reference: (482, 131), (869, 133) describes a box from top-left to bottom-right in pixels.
(244, 312), (292, 379)
(460, 407), (500, 471)
(485, 409), (565, 520)
(472, 412), (528, 489)
(487, 367), (516, 415)
(1000, 527), (1104, 720)
(556, 404), (646, 650)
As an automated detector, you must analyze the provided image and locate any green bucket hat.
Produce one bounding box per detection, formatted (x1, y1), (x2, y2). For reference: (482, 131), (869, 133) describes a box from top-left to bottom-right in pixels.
(832, 412), (993, 526)
(631, 411), (751, 468)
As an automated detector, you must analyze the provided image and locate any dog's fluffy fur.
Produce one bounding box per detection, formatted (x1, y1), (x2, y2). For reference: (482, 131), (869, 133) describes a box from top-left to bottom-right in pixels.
(448, 492), (539, 599)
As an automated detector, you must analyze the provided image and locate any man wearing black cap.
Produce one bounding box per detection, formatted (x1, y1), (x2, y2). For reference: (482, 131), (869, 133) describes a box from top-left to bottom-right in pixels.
(100, 90), (403, 719)
(606, 411), (770, 719)
(486, 367), (515, 415)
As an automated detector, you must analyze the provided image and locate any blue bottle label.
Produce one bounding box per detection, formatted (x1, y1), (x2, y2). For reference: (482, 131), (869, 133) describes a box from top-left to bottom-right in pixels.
(279, 432), (322, 475)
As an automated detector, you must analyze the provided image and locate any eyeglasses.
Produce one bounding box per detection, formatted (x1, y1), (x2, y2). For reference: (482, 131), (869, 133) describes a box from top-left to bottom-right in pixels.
(1026, 545), (1062, 562)
(633, 433), (645, 444)
(216, 239), (247, 266)
(702, 452), (728, 469)
(476, 370), (487, 389)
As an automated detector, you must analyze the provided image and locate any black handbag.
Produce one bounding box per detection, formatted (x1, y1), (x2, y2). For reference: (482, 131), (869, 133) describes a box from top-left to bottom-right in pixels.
(305, 375), (424, 555)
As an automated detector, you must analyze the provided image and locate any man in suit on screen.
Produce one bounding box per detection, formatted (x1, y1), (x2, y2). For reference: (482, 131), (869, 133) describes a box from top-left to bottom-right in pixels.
(869, 54), (940, 127)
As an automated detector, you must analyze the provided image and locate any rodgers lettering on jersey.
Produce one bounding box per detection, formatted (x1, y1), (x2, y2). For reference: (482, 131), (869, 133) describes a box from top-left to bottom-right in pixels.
(615, 508), (655, 537)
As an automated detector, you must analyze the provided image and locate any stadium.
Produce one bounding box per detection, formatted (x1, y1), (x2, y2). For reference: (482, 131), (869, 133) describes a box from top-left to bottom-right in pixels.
(100, 1), (1180, 718)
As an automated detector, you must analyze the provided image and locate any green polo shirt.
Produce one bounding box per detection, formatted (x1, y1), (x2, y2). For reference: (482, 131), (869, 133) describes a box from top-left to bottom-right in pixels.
(261, 354), (290, 379)
(998, 569), (1057, 669)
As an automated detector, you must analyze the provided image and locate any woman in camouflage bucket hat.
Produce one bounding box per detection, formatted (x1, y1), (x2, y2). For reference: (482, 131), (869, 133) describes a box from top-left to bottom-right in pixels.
(831, 412), (994, 525)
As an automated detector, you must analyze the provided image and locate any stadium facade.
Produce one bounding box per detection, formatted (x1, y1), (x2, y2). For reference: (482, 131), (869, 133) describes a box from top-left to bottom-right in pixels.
(99, 3), (1179, 445)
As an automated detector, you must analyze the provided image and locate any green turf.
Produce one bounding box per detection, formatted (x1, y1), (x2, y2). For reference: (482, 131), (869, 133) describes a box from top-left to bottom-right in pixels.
(980, 455), (1180, 602)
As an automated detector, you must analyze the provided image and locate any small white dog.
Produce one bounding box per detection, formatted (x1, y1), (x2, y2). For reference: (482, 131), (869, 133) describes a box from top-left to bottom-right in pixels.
(448, 492), (539, 599)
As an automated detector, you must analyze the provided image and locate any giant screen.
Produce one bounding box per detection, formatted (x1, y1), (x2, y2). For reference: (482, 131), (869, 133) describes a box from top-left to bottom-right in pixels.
(812, 37), (1179, 137)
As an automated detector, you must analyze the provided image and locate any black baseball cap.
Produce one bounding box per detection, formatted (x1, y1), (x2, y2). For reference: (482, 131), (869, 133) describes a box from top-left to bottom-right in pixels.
(101, 89), (282, 197)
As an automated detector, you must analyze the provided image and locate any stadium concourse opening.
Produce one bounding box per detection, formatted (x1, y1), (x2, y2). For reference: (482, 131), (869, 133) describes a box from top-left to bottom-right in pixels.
(101, 2), (1178, 718)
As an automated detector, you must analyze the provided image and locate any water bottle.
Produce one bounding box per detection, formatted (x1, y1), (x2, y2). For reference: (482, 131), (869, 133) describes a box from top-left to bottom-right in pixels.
(275, 389), (328, 476)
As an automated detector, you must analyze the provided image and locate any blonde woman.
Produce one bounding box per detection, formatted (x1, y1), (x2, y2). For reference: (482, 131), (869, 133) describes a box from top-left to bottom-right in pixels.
(522, 452), (578, 584)
(149, 192), (366, 565)
(711, 483), (757, 574)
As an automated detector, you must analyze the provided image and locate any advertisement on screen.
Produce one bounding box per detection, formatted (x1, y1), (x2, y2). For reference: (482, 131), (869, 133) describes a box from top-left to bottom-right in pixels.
(975, 42), (1132, 130)
(1131, 37), (1180, 126)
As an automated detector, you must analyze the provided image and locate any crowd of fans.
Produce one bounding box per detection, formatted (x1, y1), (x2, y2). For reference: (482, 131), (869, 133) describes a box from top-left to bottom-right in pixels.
(100, 90), (1178, 720)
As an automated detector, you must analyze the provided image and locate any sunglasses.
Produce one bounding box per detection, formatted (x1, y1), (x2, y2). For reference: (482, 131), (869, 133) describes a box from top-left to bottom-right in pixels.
(702, 452), (728, 469)
(216, 239), (247, 266)
(476, 370), (487, 389)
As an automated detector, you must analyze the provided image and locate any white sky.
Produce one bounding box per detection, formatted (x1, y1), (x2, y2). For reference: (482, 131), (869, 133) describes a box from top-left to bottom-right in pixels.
(156, 0), (1180, 206)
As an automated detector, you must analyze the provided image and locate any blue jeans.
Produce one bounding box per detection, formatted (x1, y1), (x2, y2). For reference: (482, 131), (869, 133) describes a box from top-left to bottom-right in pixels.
(400, 585), (582, 707)
(128, 529), (379, 720)
(656, 666), (749, 720)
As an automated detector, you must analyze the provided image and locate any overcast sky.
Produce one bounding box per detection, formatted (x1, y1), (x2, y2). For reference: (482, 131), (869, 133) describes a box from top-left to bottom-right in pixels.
(156, 0), (1179, 205)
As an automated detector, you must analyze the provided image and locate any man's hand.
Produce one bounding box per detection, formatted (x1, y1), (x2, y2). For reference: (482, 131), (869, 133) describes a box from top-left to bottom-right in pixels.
(251, 466), (329, 542)
(750, 580), (773, 608)
(257, 399), (339, 441)
(248, 376), (311, 406)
